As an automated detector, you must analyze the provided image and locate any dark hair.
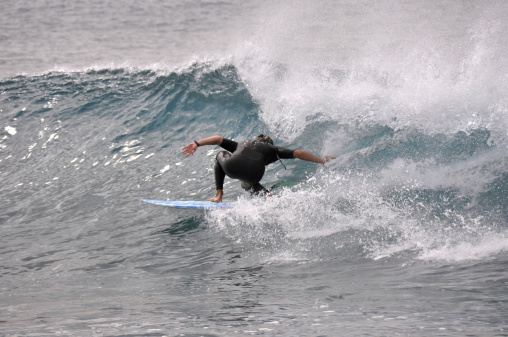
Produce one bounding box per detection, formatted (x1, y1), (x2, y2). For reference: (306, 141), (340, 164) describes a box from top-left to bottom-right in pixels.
(257, 134), (273, 145)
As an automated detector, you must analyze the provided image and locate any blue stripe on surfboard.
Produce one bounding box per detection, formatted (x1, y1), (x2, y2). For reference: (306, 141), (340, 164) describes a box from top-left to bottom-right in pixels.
(141, 199), (234, 209)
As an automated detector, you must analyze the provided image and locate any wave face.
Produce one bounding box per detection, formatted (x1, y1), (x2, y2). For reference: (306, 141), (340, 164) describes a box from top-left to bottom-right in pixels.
(3, 62), (505, 264)
(2, 59), (508, 336)
(2, 1), (508, 336)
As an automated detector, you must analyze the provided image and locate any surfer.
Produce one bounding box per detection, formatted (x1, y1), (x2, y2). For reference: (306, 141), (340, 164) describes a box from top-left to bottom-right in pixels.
(182, 135), (334, 202)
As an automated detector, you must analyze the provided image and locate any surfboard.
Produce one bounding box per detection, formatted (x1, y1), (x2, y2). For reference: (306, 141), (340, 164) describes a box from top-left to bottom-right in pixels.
(141, 199), (234, 209)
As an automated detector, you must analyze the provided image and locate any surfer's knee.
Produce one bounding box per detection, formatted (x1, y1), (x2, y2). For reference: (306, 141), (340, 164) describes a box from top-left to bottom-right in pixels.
(241, 182), (268, 196)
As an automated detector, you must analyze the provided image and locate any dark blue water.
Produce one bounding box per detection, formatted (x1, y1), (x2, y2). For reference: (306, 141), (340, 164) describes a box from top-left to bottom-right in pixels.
(1, 1), (508, 336)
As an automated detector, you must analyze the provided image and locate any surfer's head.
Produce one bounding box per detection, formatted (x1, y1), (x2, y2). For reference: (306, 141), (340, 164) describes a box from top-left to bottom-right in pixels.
(257, 134), (274, 145)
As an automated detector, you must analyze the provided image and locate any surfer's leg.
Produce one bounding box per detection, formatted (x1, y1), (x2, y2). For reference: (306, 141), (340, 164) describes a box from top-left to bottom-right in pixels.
(211, 151), (231, 202)
(241, 181), (269, 196)
(214, 152), (228, 190)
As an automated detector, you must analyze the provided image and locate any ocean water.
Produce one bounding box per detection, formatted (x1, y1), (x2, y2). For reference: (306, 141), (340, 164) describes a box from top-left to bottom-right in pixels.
(1, 0), (508, 336)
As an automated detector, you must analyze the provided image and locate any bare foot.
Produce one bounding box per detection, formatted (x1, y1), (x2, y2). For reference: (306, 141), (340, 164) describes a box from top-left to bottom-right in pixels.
(210, 190), (223, 203)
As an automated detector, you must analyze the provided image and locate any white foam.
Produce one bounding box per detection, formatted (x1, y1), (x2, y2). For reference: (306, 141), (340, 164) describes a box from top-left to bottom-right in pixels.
(233, 1), (508, 144)
(4, 126), (16, 135)
(206, 161), (507, 265)
(377, 148), (508, 200)
(419, 234), (508, 262)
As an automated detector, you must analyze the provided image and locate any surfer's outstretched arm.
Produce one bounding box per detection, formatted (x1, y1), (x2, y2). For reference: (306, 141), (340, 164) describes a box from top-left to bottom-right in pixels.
(182, 135), (223, 157)
(293, 150), (335, 164)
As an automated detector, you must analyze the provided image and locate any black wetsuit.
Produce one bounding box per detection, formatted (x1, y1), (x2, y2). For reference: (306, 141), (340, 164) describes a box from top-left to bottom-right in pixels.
(215, 138), (295, 195)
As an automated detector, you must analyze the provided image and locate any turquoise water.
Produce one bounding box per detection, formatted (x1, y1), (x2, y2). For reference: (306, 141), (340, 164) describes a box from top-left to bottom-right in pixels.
(1, 1), (508, 336)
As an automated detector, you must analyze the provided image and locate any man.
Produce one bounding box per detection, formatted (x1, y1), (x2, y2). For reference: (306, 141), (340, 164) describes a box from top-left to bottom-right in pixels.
(182, 134), (334, 202)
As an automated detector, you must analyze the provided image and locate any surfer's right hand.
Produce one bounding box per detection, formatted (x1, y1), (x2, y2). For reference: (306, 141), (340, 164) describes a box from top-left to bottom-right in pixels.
(182, 142), (198, 157)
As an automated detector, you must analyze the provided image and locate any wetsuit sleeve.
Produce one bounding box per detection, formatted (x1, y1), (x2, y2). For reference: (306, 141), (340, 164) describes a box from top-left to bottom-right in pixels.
(275, 146), (295, 159)
(220, 138), (238, 153)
